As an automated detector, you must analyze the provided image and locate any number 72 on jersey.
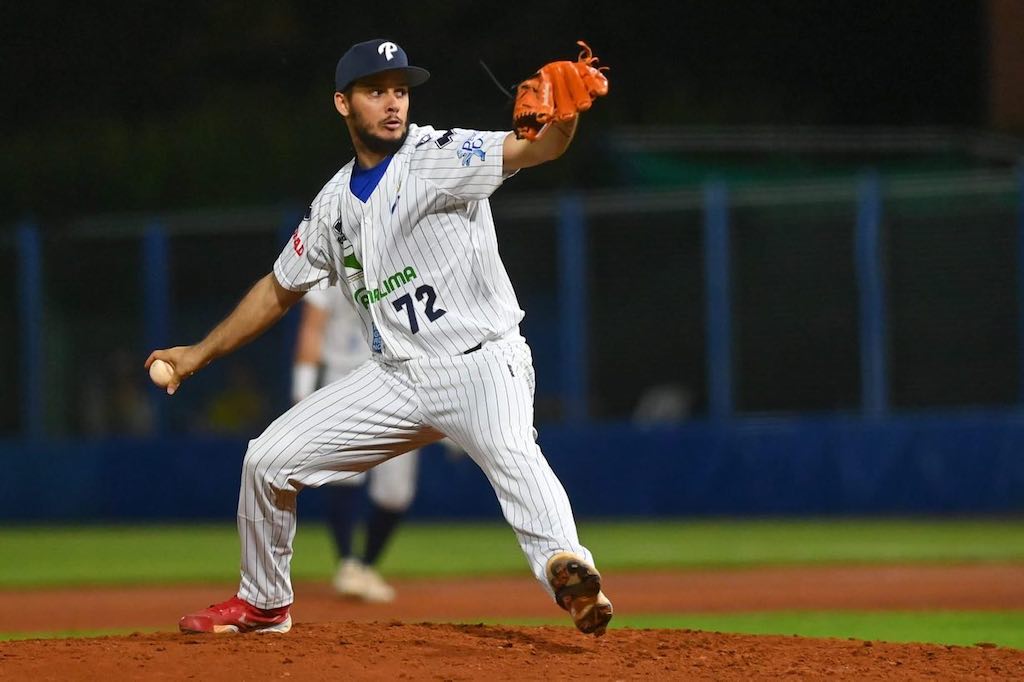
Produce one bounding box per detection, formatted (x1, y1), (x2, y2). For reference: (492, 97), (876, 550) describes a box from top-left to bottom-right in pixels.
(392, 284), (446, 334)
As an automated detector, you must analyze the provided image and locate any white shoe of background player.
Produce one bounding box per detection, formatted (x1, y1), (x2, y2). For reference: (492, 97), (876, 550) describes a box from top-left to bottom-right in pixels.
(333, 558), (396, 603)
(360, 565), (396, 603)
(333, 558), (367, 598)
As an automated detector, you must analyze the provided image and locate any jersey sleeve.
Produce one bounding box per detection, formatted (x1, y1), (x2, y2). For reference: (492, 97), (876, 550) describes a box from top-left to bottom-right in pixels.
(273, 193), (338, 292)
(407, 128), (510, 201)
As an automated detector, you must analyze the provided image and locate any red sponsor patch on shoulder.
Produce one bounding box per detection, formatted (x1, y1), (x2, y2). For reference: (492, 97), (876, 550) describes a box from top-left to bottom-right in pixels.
(292, 228), (304, 256)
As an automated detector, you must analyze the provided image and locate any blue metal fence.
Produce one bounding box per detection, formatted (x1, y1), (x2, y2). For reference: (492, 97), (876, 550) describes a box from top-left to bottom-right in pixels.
(557, 194), (588, 423)
(142, 222), (170, 434)
(9, 169), (1023, 437)
(16, 223), (42, 440)
(5, 170), (1024, 518)
(855, 174), (888, 415)
(703, 181), (733, 420)
(1018, 162), (1024, 404)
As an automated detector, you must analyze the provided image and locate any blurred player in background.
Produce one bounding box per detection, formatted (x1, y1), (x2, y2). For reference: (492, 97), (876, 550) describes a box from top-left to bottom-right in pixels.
(293, 288), (417, 603)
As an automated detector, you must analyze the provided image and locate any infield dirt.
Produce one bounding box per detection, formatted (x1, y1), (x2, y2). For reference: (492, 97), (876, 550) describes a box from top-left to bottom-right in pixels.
(2, 564), (1022, 679)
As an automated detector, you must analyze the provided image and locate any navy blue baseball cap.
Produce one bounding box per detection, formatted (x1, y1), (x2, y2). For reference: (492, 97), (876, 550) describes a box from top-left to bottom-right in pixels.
(335, 39), (430, 92)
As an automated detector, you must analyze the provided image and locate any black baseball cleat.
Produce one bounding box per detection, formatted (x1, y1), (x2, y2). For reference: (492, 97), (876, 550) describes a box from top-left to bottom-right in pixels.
(545, 552), (614, 636)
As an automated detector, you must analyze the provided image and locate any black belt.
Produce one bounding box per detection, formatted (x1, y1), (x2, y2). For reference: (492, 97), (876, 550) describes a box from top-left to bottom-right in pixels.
(463, 342), (482, 354)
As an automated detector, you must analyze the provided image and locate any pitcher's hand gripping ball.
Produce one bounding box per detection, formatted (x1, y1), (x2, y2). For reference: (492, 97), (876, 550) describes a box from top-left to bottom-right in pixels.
(513, 40), (609, 141)
(149, 358), (175, 389)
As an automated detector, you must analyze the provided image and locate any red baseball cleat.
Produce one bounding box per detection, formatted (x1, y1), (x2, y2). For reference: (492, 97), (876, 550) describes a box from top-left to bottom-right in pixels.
(178, 595), (292, 634)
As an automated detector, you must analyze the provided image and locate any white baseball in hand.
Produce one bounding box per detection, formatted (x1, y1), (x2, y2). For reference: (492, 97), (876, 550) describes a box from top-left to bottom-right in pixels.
(149, 359), (175, 388)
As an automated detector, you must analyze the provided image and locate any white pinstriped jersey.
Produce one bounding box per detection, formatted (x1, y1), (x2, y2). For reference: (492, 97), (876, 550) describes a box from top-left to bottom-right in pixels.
(274, 124), (524, 361)
(302, 287), (369, 376)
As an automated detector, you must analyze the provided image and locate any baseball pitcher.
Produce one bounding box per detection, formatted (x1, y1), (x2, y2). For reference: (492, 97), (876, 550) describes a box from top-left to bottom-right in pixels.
(147, 38), (611, 636)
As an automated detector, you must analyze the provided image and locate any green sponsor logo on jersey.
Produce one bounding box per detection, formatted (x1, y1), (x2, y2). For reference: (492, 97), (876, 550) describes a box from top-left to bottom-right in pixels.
(337, 228), (364, 285)
(344, 251), (362, 271)
(354, 266), (418, 309)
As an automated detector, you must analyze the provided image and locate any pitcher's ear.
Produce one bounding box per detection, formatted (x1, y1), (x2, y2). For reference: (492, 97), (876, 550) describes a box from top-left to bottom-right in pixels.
(334, 92), (350, 117)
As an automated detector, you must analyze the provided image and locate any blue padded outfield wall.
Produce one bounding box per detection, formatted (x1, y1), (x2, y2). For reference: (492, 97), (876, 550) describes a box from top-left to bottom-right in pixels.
(3, 411), (1022, 521)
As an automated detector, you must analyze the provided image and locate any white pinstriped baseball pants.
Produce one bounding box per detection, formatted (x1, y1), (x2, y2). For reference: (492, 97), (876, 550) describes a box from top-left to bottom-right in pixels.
(321, 365), (419, 512)
(236, 337), (594, 609)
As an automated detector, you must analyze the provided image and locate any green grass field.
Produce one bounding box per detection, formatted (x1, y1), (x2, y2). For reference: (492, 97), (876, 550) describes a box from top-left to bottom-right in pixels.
(4, 519), (1023, 647)
(496, 611), (1024, 649)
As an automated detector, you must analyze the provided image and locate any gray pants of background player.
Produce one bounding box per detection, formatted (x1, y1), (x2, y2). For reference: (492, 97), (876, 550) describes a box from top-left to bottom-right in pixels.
(235, 337), (594, 610)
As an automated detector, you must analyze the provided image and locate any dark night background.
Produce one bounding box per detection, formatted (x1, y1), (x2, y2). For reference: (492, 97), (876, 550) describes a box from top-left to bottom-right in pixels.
(0, 1), (992, 224)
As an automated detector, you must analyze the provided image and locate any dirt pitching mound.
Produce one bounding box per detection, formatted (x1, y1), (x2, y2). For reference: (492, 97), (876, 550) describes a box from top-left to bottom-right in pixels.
(3, 565), (1024, 679)
(3, 622), (1022, 680)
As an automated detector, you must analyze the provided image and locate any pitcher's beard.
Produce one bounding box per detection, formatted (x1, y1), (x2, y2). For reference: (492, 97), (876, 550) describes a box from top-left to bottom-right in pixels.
(354, 124), (408, 158)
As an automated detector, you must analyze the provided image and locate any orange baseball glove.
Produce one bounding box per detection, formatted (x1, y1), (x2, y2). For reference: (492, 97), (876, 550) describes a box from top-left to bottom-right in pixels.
(513, 41), (609, 141)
